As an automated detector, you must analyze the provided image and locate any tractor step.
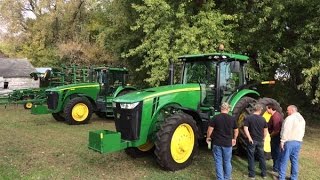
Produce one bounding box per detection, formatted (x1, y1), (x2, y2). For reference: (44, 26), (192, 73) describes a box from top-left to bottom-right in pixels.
(88, 130), (129, 153)
(31, 105), (51, 114)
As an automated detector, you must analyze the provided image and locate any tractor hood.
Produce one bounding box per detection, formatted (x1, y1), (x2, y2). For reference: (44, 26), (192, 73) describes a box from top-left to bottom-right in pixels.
(46, 82), (99, 92)
(113, 84), (200, 103)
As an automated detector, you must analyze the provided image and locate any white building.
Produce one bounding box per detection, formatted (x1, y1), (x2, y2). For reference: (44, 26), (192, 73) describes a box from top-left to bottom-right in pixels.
(0, 58), (39, 94)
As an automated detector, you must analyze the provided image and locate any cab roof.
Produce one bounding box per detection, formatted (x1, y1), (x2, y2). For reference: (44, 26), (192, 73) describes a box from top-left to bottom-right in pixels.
(178, 53), (249, 62)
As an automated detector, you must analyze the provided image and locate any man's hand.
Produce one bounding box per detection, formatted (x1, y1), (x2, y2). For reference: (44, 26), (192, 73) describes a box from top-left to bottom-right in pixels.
(248, 138), (253, 144)
(280, 142), (285, 151)
(206, 137), (211, 144)
(244, 126), (253, 144)
(232, 139), (237, 146)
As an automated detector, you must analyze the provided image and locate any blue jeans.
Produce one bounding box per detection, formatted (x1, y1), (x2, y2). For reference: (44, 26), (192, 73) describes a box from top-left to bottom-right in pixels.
(271, 135), (281, 172)
(279, 141), (302, 180)
(213, 145), (233, 180)
(247, 140), (267, 177)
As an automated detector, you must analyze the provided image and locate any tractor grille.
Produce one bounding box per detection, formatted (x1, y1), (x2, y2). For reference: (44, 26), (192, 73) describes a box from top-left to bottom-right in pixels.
(47, 92), (59, 110)
(113, 102), (142, 140)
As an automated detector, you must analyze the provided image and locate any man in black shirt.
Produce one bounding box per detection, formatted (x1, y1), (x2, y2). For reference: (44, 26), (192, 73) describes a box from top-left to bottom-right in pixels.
(207, 102), (238, 180)
(244, 103), (268, 179)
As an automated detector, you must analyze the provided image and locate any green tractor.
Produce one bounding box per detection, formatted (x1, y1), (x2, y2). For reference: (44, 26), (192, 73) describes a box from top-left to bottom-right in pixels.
(32, 67), (137, 125)
(88, 53), (282, 170)
(3, 65), (92, 109)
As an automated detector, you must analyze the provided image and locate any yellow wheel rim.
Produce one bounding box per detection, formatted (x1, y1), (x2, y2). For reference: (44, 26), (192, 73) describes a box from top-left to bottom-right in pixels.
(137, 140), (154, 152)
(237, 112), (246, 126)
(71, 103), (89, 122)
(170, 123), (194, 163)
(237, 112), (247, 140)
(25, 102), (33, 109)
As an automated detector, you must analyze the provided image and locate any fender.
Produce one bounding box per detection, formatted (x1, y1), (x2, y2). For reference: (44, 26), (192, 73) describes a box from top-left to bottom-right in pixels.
(149, 103), (203, 142)
(229, 89), (260, 111)
(113, 86), (137, 98)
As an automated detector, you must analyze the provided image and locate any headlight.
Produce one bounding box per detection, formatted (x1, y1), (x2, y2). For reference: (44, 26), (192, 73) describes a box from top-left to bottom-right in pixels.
(120, 102), (139, 109)
(112, 102), (116, 108)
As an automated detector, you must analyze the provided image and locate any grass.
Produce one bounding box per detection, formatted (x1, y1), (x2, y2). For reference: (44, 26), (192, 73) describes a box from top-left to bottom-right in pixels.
(0, 105), (319, 180)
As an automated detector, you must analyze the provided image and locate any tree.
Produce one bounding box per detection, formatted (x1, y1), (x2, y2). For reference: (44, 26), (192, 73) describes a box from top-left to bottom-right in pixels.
(0, 0), (116, 66)
(85, 0), (146, 87)
(215, 0), (320, 107)
(126, 0), (236, 86)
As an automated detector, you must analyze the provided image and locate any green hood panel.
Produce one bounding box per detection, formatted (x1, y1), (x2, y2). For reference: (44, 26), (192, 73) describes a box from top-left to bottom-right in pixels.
(113, 84), (200, 103)
(46, 83), (99, 92)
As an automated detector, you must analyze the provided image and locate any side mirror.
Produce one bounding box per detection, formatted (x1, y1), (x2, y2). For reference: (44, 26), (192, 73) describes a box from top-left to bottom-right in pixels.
(230, 61), (240, 73)
(243, 65), (251, 80)
(124, 74), (128, 85)
(168, 59), (174, 85)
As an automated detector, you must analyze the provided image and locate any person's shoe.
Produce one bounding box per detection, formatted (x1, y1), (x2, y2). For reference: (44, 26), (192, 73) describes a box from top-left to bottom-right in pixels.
(262, 176), (267, 179)
(243, 175), (255, 180)
(271, 170), (279, 177)
(272, 176), (279, 180)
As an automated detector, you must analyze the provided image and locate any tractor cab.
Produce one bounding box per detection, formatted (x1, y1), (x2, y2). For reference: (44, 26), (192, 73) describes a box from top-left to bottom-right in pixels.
(178, 53), (248, 112)
(94, 67), (128, 96)
(95, 67), (134, 117)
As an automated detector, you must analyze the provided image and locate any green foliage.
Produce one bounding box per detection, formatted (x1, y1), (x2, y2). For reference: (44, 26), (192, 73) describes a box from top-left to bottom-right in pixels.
(0, 0), (115, 66)
(126, 0), (236, 86)
(215, 0), (320, 106)
(300, 61), (320, 104)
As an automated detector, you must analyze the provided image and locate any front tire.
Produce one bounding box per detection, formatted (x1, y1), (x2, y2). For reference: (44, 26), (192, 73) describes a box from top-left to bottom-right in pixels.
(52, 112), (65, 122)
(24, 102), (33, 109)
(154, 113), (198, 171)
(64, 97), (93, 125)
(95, 111), (106, 118)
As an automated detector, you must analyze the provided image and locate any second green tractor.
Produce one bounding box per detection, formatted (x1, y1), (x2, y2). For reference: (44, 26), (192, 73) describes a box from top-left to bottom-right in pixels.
(32, 67), (136, 125)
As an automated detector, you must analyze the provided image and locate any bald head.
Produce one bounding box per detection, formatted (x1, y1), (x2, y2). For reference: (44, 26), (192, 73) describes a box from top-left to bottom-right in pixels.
(287, 105), (298, 115)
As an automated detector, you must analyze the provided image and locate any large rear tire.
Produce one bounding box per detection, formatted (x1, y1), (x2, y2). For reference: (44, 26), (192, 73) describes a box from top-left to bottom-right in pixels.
(258, 97), (283, 117)
(64, 97), (93, 125)
(232, 97), (256, 155)
(233, 97), (283, 159)
(154, 113), (198, 171)
(256, 97), (283, 160)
